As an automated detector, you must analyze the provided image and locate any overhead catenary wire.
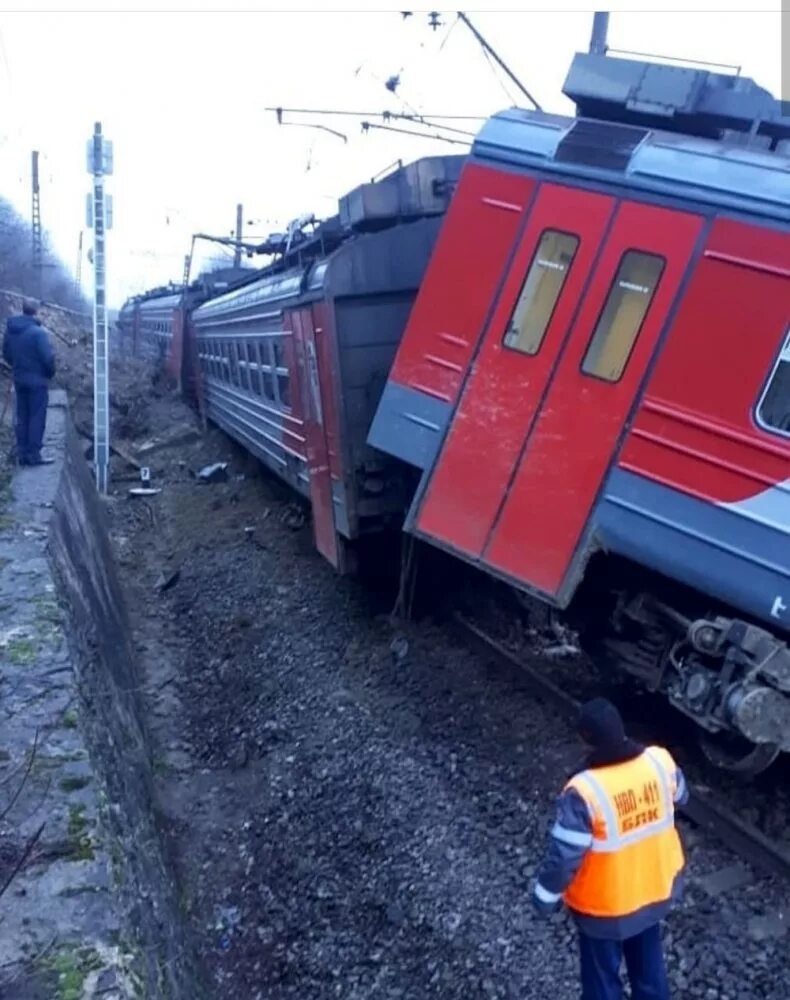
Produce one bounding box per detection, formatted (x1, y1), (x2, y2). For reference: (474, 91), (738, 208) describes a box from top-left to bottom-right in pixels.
(271, 108), (477, 147)
(479, 44), (518, 107)
(455, 11), (542, 111)
(266, 106), (486, 121)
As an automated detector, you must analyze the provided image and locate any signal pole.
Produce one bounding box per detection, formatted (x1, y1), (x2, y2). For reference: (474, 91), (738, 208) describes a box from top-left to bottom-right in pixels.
(233, 203), (243, 267)
(31, 151), (43, 297)
(86, 122), (113, 495)
(75, 230), (83, 295)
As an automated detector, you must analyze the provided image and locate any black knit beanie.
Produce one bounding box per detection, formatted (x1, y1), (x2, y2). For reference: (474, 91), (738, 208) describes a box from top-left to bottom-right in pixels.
(577, 697), (626, 749)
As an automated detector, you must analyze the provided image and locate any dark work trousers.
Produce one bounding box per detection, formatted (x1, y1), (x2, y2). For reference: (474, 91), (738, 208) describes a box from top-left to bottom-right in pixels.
(14, 384), (49, 463)
(578, 924), (670, 1000)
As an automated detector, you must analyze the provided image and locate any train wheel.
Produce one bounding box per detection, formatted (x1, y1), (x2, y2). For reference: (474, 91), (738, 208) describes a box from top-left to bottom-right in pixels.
(697, 731), (781, 778)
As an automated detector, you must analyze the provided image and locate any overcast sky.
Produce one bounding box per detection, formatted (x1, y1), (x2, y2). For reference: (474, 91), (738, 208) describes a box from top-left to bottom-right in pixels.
(0, 5), (784, 306)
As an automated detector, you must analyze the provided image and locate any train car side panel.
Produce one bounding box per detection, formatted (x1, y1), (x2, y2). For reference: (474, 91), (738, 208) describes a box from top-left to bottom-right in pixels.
(388, 163), (535, 403)
(369, 165), (535, 471)
(601, 217), (790, 631)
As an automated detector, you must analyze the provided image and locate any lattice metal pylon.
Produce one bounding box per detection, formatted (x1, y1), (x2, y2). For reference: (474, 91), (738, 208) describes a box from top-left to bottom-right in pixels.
(88, 123), (112, 494)
(31, 151), (42, 297)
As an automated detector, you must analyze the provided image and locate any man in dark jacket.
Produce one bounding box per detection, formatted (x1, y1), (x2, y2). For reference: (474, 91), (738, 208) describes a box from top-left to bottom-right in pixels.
(3, 299), (56, 465)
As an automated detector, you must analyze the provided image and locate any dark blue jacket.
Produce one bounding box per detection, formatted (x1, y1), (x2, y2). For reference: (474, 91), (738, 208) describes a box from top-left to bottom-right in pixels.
(3, 315), (56, 387)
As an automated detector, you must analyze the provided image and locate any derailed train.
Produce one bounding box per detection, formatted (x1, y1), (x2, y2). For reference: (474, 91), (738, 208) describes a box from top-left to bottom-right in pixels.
(119, 49), (790, 773)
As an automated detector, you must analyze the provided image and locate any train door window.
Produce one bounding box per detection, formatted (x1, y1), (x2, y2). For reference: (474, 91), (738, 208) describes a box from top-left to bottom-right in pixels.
(273, 336), (291, 409)
(756, 328), (790, 437)
(259, 341), (276, 400)
(581, 250), (665, 382)
(503, 230), (580, 355)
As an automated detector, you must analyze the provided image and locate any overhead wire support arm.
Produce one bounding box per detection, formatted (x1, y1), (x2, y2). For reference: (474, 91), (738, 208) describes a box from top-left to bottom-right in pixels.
(360, 120), (469, 146)
(456, 11), (542, 111)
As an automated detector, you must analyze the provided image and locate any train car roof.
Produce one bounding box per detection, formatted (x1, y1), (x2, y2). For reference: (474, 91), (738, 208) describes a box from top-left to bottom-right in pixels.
(137, 291), (183, 312)
(191, 214), (446, 323)
(474, 53), (790, 224)
(472, 109), (790, 224)
(192, 267), (305, 320)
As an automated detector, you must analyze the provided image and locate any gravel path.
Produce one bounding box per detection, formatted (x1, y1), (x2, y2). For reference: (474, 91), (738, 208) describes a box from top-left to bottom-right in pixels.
(98, 380), (788, 1000)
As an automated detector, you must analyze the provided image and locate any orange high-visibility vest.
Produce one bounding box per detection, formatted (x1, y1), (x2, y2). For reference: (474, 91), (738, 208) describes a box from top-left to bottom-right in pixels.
(563, 746), (684, 918)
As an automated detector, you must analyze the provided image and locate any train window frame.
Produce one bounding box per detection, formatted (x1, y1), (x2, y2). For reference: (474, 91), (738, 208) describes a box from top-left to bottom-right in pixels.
(580, 249), (666, 384)
(247, 342), (262, 396)
(502, 228), (581, 357)
(755, 327), (790, 439)
(259, 339), (276, 401)
(238, 341), (251, 392)
(272, 335), (291, 411)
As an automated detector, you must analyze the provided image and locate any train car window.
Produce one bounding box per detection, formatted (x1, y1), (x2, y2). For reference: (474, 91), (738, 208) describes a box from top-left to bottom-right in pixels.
(756, 328), (790, 437)
(503, 230), (580, 356)
(582, 250), (665, 382)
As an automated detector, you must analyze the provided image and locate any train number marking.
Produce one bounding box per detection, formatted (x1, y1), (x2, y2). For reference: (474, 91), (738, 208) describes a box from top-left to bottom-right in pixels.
(770, 595), (787, 620)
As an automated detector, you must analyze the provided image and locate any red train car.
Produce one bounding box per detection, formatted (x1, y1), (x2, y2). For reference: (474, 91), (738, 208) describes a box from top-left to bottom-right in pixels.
(369, 52), (790, 771)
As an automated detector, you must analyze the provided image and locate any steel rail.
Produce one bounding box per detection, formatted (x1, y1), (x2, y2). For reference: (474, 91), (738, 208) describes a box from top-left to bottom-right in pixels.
(454, 613), (790, 881)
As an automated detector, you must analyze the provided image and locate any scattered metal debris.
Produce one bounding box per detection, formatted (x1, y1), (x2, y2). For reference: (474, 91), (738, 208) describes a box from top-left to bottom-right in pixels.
(154, 568), (181, 593)
(136, 425), (201, 456)
(197, 462), (229, 483)
(280, 504), (306, 530)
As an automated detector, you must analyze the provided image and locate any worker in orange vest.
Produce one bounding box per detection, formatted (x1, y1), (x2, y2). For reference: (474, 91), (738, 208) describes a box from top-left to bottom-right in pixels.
(533, 697), (687, 1000)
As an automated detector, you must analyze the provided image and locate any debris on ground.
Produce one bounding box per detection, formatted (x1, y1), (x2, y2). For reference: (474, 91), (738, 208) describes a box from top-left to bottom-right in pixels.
(197, 462), (229, 483)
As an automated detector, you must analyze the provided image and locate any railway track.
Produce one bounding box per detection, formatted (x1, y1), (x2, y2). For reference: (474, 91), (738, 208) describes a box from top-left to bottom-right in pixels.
(454, 613), (790, 882)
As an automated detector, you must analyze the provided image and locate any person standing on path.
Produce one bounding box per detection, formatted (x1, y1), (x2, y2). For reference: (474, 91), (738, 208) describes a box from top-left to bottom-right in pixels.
(3, 299), (56, 465)
(532, 697), (688, 1000)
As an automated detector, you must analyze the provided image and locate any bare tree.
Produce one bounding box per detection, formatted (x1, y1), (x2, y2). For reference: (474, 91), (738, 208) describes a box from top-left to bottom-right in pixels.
(0, 196), (89, 314)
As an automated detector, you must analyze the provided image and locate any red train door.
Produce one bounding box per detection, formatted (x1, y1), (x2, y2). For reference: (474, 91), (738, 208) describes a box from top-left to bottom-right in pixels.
(291, 307), (340, 567)
(415, 184), (616, 556)
(416, 195), (703, 600)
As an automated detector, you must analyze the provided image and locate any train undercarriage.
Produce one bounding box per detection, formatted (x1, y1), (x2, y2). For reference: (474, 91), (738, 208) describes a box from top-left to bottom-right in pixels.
(572, 564), (790, 777)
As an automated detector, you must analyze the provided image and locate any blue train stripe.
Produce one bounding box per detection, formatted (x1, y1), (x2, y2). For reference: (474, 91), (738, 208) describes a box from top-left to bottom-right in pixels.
(597, 468), (790, 632)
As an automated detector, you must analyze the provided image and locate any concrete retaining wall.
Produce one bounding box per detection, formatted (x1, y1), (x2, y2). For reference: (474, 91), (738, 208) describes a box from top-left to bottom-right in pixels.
(0, 392), (201, 999)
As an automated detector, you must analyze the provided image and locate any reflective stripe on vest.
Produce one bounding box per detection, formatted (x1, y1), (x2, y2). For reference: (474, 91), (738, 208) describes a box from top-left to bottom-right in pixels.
(562, 746), (684, 918)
